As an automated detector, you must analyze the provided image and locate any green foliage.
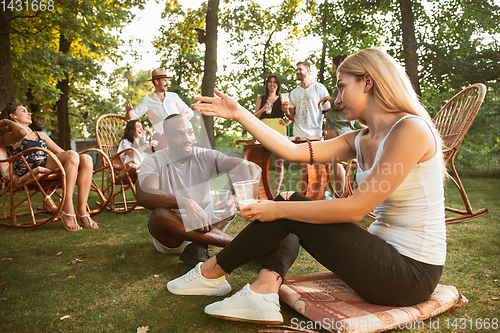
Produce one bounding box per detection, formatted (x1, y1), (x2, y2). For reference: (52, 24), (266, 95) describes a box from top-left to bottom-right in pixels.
(10, 0), (146, 139)
(153, 0), (206, 94)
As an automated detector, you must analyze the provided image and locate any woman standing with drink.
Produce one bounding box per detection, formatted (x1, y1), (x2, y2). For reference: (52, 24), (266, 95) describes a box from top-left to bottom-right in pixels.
(254, 75), (291, 197)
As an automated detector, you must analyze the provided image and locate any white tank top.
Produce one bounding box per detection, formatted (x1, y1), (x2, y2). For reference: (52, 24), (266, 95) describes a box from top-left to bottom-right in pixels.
(355, 115), (446, 265)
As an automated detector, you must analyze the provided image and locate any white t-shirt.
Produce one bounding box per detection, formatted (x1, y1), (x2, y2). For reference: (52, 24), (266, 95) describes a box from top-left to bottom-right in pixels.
(117, 139), (144, 165)
(290, 82), (329, 138)
(129, 92), (194, 134)
(139, 147), (228, 211)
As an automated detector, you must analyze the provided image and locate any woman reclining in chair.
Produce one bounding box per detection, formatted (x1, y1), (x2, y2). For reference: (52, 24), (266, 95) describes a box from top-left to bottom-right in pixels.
(0, 103), (98, 231)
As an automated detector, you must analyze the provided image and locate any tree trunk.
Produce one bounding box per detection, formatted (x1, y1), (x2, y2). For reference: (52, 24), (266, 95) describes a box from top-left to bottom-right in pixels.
(201, 0), (219, 148)
(55, 33), (72, 150)
(318, 0), (329, 84)
(398, 0), (421, 97)
(27, 87), (42, 131)
(0, 10), (14, 107)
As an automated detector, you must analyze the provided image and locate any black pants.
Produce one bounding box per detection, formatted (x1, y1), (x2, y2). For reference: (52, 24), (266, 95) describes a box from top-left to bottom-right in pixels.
(216, 192), (443, 307)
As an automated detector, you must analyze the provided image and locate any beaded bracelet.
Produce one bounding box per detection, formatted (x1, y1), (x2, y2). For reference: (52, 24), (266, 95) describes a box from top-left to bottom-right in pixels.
(306, 139), (314, 165)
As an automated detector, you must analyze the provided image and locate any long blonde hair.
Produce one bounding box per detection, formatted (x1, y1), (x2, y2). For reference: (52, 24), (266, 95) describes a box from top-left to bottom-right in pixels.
(338, 48), (446, 177)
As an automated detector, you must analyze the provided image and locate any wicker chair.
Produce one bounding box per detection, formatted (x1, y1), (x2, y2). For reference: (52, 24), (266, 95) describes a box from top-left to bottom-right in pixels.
(433, 83), (488, 223)
(95, 114), (143, 213)
(0, 146), (114, 229)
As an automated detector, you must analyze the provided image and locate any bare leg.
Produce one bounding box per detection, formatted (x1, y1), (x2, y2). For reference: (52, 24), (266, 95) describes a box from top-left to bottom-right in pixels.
(75, 154), (98, 228)
(45, 151), (81, 230)
(148, 207), (234, 248)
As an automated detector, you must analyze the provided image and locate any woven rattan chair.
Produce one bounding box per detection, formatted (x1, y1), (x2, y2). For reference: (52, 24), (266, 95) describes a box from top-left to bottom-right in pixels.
(95, 114), (143, 213)
(0, 146), (113, 229)
(433, 83), (488, 223)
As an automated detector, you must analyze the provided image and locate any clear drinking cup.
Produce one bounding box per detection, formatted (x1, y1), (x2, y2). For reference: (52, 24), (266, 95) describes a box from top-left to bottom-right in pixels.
(233, 180), (259, 218)
(210, 190), (230, 219)
(281, 93), (289, 106)
(266, 103), (273, 114)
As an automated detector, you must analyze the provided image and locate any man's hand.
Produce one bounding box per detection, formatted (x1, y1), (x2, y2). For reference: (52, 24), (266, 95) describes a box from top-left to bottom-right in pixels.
(125, 103), (133, 112)
(179, 197), (212, 233)
(213, 195), (237, 221)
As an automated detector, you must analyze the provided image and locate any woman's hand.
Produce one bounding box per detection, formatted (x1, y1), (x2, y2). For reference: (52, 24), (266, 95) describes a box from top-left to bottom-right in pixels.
(191, 88), (243, 121)
(144, 127), (153, 137)
(238, 200), (282, 222)
(279, 119), (292, 126)
(149, 140), (158, 148)
(318, 96), (331, 108)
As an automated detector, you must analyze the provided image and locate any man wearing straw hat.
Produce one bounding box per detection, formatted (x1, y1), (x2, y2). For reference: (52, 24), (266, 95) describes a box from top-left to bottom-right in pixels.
(125, 68), (194, 150)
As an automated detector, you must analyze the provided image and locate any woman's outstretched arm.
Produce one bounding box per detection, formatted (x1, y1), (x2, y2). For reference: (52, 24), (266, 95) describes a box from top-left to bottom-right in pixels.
(193, 88), (355, 164)
(238, 117), (437, 224)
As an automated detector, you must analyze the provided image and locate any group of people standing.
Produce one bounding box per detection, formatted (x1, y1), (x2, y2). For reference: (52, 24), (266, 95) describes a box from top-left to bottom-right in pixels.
(254, 55), (356, 195)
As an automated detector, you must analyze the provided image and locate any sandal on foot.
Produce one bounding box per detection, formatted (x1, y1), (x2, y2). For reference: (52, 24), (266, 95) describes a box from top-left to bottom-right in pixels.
(59, 210), (82, 231)
(77, 213), (98, 229)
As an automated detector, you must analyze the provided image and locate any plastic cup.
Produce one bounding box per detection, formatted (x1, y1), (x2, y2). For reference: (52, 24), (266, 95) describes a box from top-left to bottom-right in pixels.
(210, 190), (230, 219)
(265, 103), (273, 114)
(233, 180), (259, 217)
(281, 93), (289, 105)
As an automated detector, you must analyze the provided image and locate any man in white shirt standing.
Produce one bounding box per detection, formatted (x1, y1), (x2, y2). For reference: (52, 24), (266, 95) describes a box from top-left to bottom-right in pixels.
(282, 61), (329, 139)
(125, 68), (194, 150)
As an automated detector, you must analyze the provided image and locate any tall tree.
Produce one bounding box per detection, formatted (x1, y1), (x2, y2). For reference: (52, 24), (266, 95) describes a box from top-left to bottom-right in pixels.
(55, 33), (72, 148)
(218, 0), (303, 109)
(0, 10), (14, 106)
(201, 0), (220, 148)
(154, 0), (206, 94)
(7, 0), (145, 148)
(398, 0), (420, 96)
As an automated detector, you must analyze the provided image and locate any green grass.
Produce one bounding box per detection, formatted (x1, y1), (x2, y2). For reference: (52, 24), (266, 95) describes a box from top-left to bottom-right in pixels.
(0, 176), (498, 333)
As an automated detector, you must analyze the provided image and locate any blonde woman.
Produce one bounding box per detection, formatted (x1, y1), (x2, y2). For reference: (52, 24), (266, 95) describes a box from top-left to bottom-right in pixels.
(167, 48), (446, 325)
(0, 104), (98, 231)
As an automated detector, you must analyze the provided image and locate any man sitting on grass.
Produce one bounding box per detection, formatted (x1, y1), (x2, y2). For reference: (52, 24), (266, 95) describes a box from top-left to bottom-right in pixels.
(136, 114), (261, 266)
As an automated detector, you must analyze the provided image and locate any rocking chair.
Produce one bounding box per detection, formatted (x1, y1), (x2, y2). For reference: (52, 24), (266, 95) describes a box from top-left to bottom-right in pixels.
(95, 114), (143, 213)
(433, 83), (489, 223)
(0, 146), (114, 229)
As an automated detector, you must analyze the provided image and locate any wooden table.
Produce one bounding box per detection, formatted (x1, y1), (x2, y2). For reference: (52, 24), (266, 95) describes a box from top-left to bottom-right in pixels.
(237, 139), (331, 201)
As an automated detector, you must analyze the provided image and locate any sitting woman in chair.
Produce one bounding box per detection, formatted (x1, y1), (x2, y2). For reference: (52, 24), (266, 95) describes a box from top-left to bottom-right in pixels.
(117, 120), (158, 172)
(0, 103), (98, 231)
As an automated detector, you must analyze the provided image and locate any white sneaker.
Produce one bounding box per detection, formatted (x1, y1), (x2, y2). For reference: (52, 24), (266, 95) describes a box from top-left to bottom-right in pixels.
(167, 262), (231, 296)
(204, 283), (283, 324)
